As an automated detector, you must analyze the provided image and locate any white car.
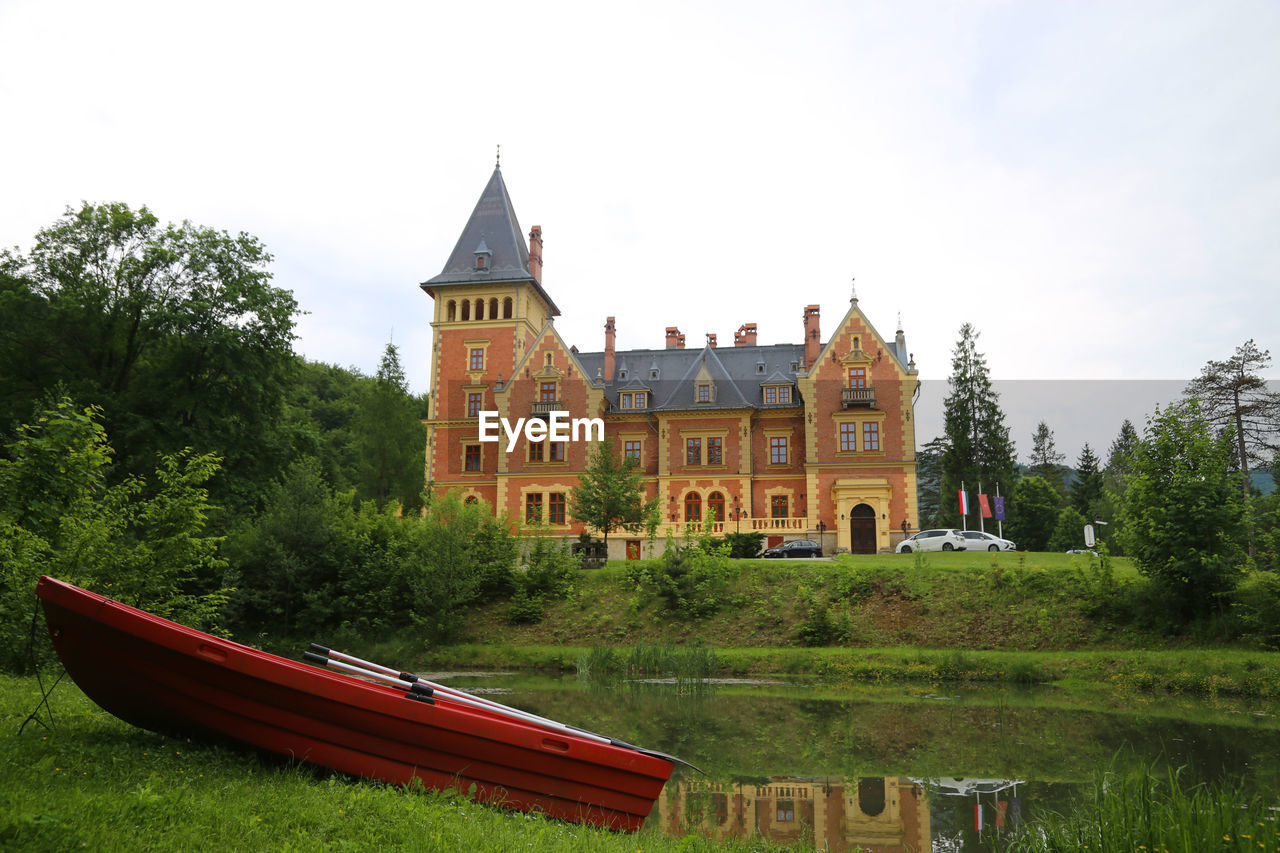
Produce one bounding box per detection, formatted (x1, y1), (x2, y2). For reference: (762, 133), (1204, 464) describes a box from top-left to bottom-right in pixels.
(896, 529), (968, 553)
(960, 530), (1017, 552)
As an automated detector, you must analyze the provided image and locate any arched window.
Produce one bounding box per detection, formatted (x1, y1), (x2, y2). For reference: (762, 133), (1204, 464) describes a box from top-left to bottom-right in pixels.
(684, 492), (702, 522)
(461, 300), (471, 321)
(489, 297), (498, 319)
(464, 495), (478, 505)
(446, 300), (456, 322)
(707, 492), (726, 522)
(857, 778), (885, 817)
(475, 298), (485, 321)
(503, 296), (513, 318)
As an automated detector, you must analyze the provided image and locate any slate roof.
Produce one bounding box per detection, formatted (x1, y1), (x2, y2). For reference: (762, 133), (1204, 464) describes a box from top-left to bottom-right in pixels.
(420, 167), (560, 315)
(576, 342), (807, 413)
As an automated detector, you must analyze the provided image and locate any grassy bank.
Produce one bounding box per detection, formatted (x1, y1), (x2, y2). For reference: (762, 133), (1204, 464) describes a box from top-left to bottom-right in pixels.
(0, 675), (792, 852)
(402, 552), (1280, 698)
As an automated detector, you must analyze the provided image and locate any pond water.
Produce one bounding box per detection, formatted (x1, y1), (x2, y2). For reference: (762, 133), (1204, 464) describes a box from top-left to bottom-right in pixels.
(431, 672), (1280, 851)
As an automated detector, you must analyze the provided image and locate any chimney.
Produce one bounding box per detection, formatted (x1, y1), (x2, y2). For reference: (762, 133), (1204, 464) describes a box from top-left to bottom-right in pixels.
(528, 226), (543, 282)
(734, 323), (758, 346)
(665, 326), (686, 349)
(803, 305), (821, 370)
(707, 333), (717, 348)
(603, 316), (616, 381)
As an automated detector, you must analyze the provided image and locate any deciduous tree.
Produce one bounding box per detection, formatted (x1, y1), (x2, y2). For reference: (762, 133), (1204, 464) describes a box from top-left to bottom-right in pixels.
(569, 437), (658, 551)
(0, 202), (299, 514)
(1117, 400), (1245, 621)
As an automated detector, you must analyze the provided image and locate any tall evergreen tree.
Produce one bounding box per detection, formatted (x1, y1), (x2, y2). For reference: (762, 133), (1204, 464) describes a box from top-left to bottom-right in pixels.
(357, 342), (427, 512)
(1106, 419), (1140, 480)
(1071, 442), (1105, 518)
(938, 324), (1017, 527)
(1028, 421), (1067, 494)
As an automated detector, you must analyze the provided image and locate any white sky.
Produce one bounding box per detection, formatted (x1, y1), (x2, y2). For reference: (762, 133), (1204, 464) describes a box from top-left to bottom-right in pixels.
(2, 0), (1277, 460)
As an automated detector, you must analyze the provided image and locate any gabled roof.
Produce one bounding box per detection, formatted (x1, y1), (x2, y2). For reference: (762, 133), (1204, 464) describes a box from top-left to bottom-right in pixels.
(420, 167), (560, 315)
(576, 342), (807, 413)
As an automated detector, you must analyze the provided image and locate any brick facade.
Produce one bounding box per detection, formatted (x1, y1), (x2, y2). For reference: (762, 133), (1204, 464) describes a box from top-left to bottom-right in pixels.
(421, 168), (919, 555)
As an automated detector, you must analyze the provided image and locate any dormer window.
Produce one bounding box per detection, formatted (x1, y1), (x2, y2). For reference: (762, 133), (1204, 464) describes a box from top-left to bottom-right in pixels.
(650, 369), (659, 380)
(756, 361), (766, 375)
(473, 236), (492, 272)
(696, 384), (712, 403)
(763, 384), (792, 405)
(619, 391), (647, 410)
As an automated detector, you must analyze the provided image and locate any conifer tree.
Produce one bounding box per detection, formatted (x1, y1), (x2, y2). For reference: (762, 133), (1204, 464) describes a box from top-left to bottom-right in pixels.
(1028, 421), (1067, 494)
(1071, 442), (1105, 518)
(938, 324), (1017, 526)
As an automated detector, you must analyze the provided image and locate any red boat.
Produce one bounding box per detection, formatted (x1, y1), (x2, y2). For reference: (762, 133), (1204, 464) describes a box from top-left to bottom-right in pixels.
(36, 576), (676, 831)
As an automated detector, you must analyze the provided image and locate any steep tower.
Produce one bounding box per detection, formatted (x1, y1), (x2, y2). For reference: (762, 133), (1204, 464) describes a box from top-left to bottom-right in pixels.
(420, 166), (560, 495)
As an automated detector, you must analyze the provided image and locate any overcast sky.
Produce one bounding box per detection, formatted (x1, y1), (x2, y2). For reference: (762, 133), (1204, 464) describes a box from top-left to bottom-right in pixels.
(2, 1), (1277, 460)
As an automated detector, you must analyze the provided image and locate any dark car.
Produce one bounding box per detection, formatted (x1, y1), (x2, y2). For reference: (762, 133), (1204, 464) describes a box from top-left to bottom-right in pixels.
(760, 539), (823, 559)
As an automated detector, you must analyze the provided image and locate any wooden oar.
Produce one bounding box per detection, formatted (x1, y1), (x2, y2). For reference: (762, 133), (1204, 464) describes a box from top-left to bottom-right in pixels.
(306, 643), (700, 772)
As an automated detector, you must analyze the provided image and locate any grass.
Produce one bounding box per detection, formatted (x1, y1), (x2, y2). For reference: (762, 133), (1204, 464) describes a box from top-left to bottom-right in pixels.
(0, 674), (806, 852)
(1000, 765), (1280, 853)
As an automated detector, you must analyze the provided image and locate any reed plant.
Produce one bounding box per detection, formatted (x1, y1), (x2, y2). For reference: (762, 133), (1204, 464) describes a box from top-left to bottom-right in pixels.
(1001, 765), (1280, 853)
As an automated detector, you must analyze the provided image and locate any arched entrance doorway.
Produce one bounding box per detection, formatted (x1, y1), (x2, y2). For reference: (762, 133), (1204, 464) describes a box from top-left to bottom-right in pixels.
(849, 504), (876, 554)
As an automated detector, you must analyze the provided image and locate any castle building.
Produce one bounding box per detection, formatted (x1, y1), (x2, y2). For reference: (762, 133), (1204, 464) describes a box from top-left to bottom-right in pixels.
(420, 166), (920, 556)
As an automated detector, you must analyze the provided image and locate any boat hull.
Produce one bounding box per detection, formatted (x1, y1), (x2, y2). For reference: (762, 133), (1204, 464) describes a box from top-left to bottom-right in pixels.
(36, 576), (671, 831)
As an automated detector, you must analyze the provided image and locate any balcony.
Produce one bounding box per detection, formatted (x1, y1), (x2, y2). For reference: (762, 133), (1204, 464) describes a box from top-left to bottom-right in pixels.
(663, 517), (811, 537)
(841, 387), (876, 408)
(530, 400), (561, 419)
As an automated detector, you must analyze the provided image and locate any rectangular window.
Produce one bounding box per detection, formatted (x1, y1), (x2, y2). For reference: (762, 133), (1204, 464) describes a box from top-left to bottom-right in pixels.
(464, 444), (481, 471)
(525, 493), (542, 524)
(529, 440), (544, 462)
(540, 381), (557, 403)
(549, 441), (565, 461)
(634, 391), (646, 408)
(624, 440), (642, 463)
(467, 392), (482, 418)
(771, 495), (788, 518)
(765, 386), (777, 404)
(686, 437), (701, 466)
(548, 492), (565, 525)
(864, 421), (880, 451)
(707, 436), (722, 465)
(848, 367), (866, 388)
(619, 393), (631, 409)
(778, 386), (791, 404)
(839, 422), (857, 452)
(697, 384), (710, 402)
(770, 436), (788, 465)
(469, 348), (484, 371)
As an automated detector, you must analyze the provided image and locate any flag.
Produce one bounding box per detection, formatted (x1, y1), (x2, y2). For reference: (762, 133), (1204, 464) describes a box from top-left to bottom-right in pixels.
(993, 496), (1005, 521)
(979, 494), (992, 518)
(974, 803), (984, 832)
(958, 489), (969, 515)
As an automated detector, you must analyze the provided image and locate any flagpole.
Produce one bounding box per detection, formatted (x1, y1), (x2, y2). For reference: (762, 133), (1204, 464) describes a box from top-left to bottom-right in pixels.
(996, 482), (1003, 538)
(978, 482), (986, 533)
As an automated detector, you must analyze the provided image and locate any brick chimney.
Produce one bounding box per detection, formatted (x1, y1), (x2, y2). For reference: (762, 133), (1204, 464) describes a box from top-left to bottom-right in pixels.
(734, 323), (758, 346)
(803, 305), (821, 371)
(707, 333), (717, 348)
(665, 326), (686, 349)
(528, 226), (543, 282)
(604, 316), (616, 381)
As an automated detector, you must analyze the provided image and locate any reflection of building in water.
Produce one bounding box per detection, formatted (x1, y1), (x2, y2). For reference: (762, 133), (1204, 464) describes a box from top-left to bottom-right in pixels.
(654, 776), (931, 852)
